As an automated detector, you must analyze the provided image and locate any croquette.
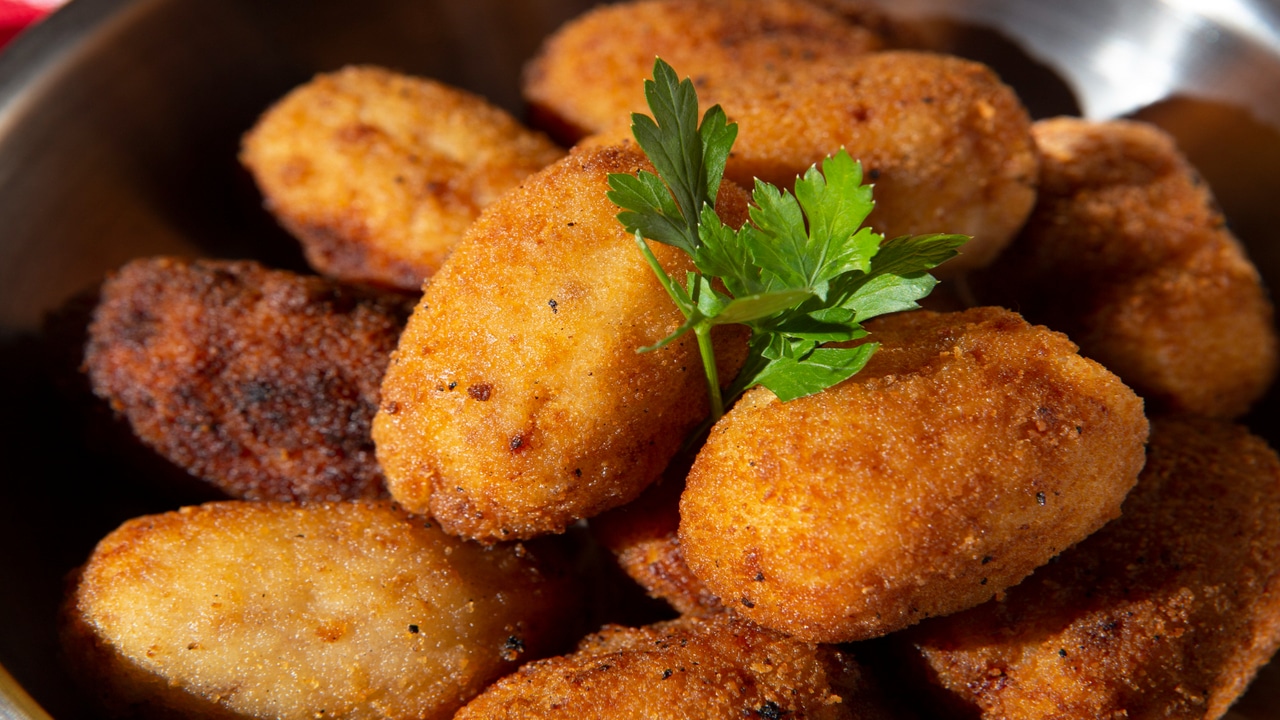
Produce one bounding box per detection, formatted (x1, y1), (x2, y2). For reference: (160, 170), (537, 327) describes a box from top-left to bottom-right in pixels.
(453, 614), (897, 720)
(85, 257), (411, 501)
(241, 66), (565, 291)
(61, 500), (583, 720)
(372, 144), (750, 542)
(524, 0), (1038, 275)
(679, 306), (1149, 643)
(894, 416), (1280, 720)
(718, 51), (1038, 276)
(590, 475), (724, 617)
(521, 0), (884, 145)
(975, 117), (1278, 418)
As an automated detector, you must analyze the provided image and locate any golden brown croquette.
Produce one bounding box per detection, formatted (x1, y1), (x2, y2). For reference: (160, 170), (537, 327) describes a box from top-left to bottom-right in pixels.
(453, 614), (897, 720)
(61, 501), (583, 720)
(524, 1), (1038, 275)
(894, 416), (1280, 720)
(373, 144), (750, 542)
(679, 307), (1148, 643)
(975, 117), (1278, 418)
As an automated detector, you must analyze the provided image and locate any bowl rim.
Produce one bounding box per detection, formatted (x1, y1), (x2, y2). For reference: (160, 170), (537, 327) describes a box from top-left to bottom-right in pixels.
(0, 0), (138, 133)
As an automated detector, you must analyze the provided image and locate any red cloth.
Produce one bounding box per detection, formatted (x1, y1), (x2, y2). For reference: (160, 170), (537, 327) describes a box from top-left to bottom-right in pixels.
(0, 0), (61, 50)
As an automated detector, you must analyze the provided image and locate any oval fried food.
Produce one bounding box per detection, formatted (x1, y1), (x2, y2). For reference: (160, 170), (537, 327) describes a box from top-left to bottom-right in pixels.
(522, 0), (884, 145)
(679, 306), (1149, 643)
(372, 144), (750, 542)
(241, 65), (565, 291)
(525, 0), (1037, 276)
(721, 51), (1038, 276)
(589, 475), (724, 617)
(975, 117), (1278, 418)
(61, 500), (583, 720)
(85, 257), (411, 501)
(894, 416), (1280, 720)
(453, 614), (897, 720)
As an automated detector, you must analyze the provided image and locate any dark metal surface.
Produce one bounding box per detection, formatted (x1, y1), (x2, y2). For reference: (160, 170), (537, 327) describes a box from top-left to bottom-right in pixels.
(0, 1), (1278, 718)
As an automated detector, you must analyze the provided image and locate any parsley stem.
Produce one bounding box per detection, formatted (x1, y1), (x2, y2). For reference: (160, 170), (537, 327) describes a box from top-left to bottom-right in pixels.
(634, 232), (685, 311)
(694, 324), (724, 423)
(613, 59), (966, 428)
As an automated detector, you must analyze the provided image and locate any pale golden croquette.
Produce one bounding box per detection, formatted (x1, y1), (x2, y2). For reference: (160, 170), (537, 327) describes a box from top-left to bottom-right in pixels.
(242, 65), (564, 291)
(61, 501), (583, 720)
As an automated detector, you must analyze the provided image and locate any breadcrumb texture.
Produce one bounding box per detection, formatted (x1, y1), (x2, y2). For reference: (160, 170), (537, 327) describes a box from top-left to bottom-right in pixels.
(522, 0), (883, 144)
(85, 257), (411, 501)
(976, 117), (1277, 418)
(61, 501), (582, 720)
(525, 0), (1037, 275)
(719, 50), (1038, 276)
(453, 614), (895, 720)
(241, 65), (565, 291)
(898, 416), (1280, 720)
(373, 144), (749, 541)
(680, 307), (1149, 642)
(590, 475), (724, 617)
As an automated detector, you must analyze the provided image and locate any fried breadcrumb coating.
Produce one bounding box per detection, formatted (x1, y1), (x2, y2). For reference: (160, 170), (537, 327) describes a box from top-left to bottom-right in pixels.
(373, 144), (750, 542)
(590, 475), (724, 617)
(61, 500), (584, 720)
(454, 614), (897, 720)
(526, 1), (1037, 275)
(718, 51), (1038, 276)
(522, 0), (884, 144)
(680, 307), (1149, 643)
(975, 117), (1278, 418)
(242, 66), (565, 291)
(85, 257), (410, 501)
(895, 416), (1280, 720)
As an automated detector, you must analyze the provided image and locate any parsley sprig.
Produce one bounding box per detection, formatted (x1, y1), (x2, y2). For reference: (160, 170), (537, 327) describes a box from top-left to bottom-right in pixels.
(607, 58), (966, 423)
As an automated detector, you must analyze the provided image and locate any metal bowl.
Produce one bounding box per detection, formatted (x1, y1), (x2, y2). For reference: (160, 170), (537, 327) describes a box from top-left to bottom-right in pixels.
(1, 0), (1278, 717)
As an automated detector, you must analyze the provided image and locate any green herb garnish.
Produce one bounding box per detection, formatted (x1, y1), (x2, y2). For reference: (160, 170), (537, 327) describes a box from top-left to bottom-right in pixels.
(607, 58), (966, 423)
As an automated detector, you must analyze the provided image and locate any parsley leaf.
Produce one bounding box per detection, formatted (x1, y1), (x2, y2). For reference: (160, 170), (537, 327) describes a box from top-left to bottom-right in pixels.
(606, 58), (966, 422)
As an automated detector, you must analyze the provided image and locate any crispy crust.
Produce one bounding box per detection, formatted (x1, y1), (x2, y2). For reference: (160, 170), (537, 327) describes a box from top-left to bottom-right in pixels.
(242, 66), (564, 291)
(454, 614), (896, 719)
(590, 475), (724, 617)
(61, 501), (583, 720)
(580, 50), (1041, 279)
(718, 51), (1038, 276)
(522, 0), (884, 144)
(525, 0), (1037, 275)
(975, 117), (1278, 418)
(679, 307), (1149, 642)
(85, 257), (411, 501)
(372, 144), (750, 541)
(895, 416), (1280, 719)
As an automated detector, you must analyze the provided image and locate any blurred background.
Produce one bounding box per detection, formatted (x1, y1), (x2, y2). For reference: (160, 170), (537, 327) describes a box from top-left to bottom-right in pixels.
(0, 0), (64, 48)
